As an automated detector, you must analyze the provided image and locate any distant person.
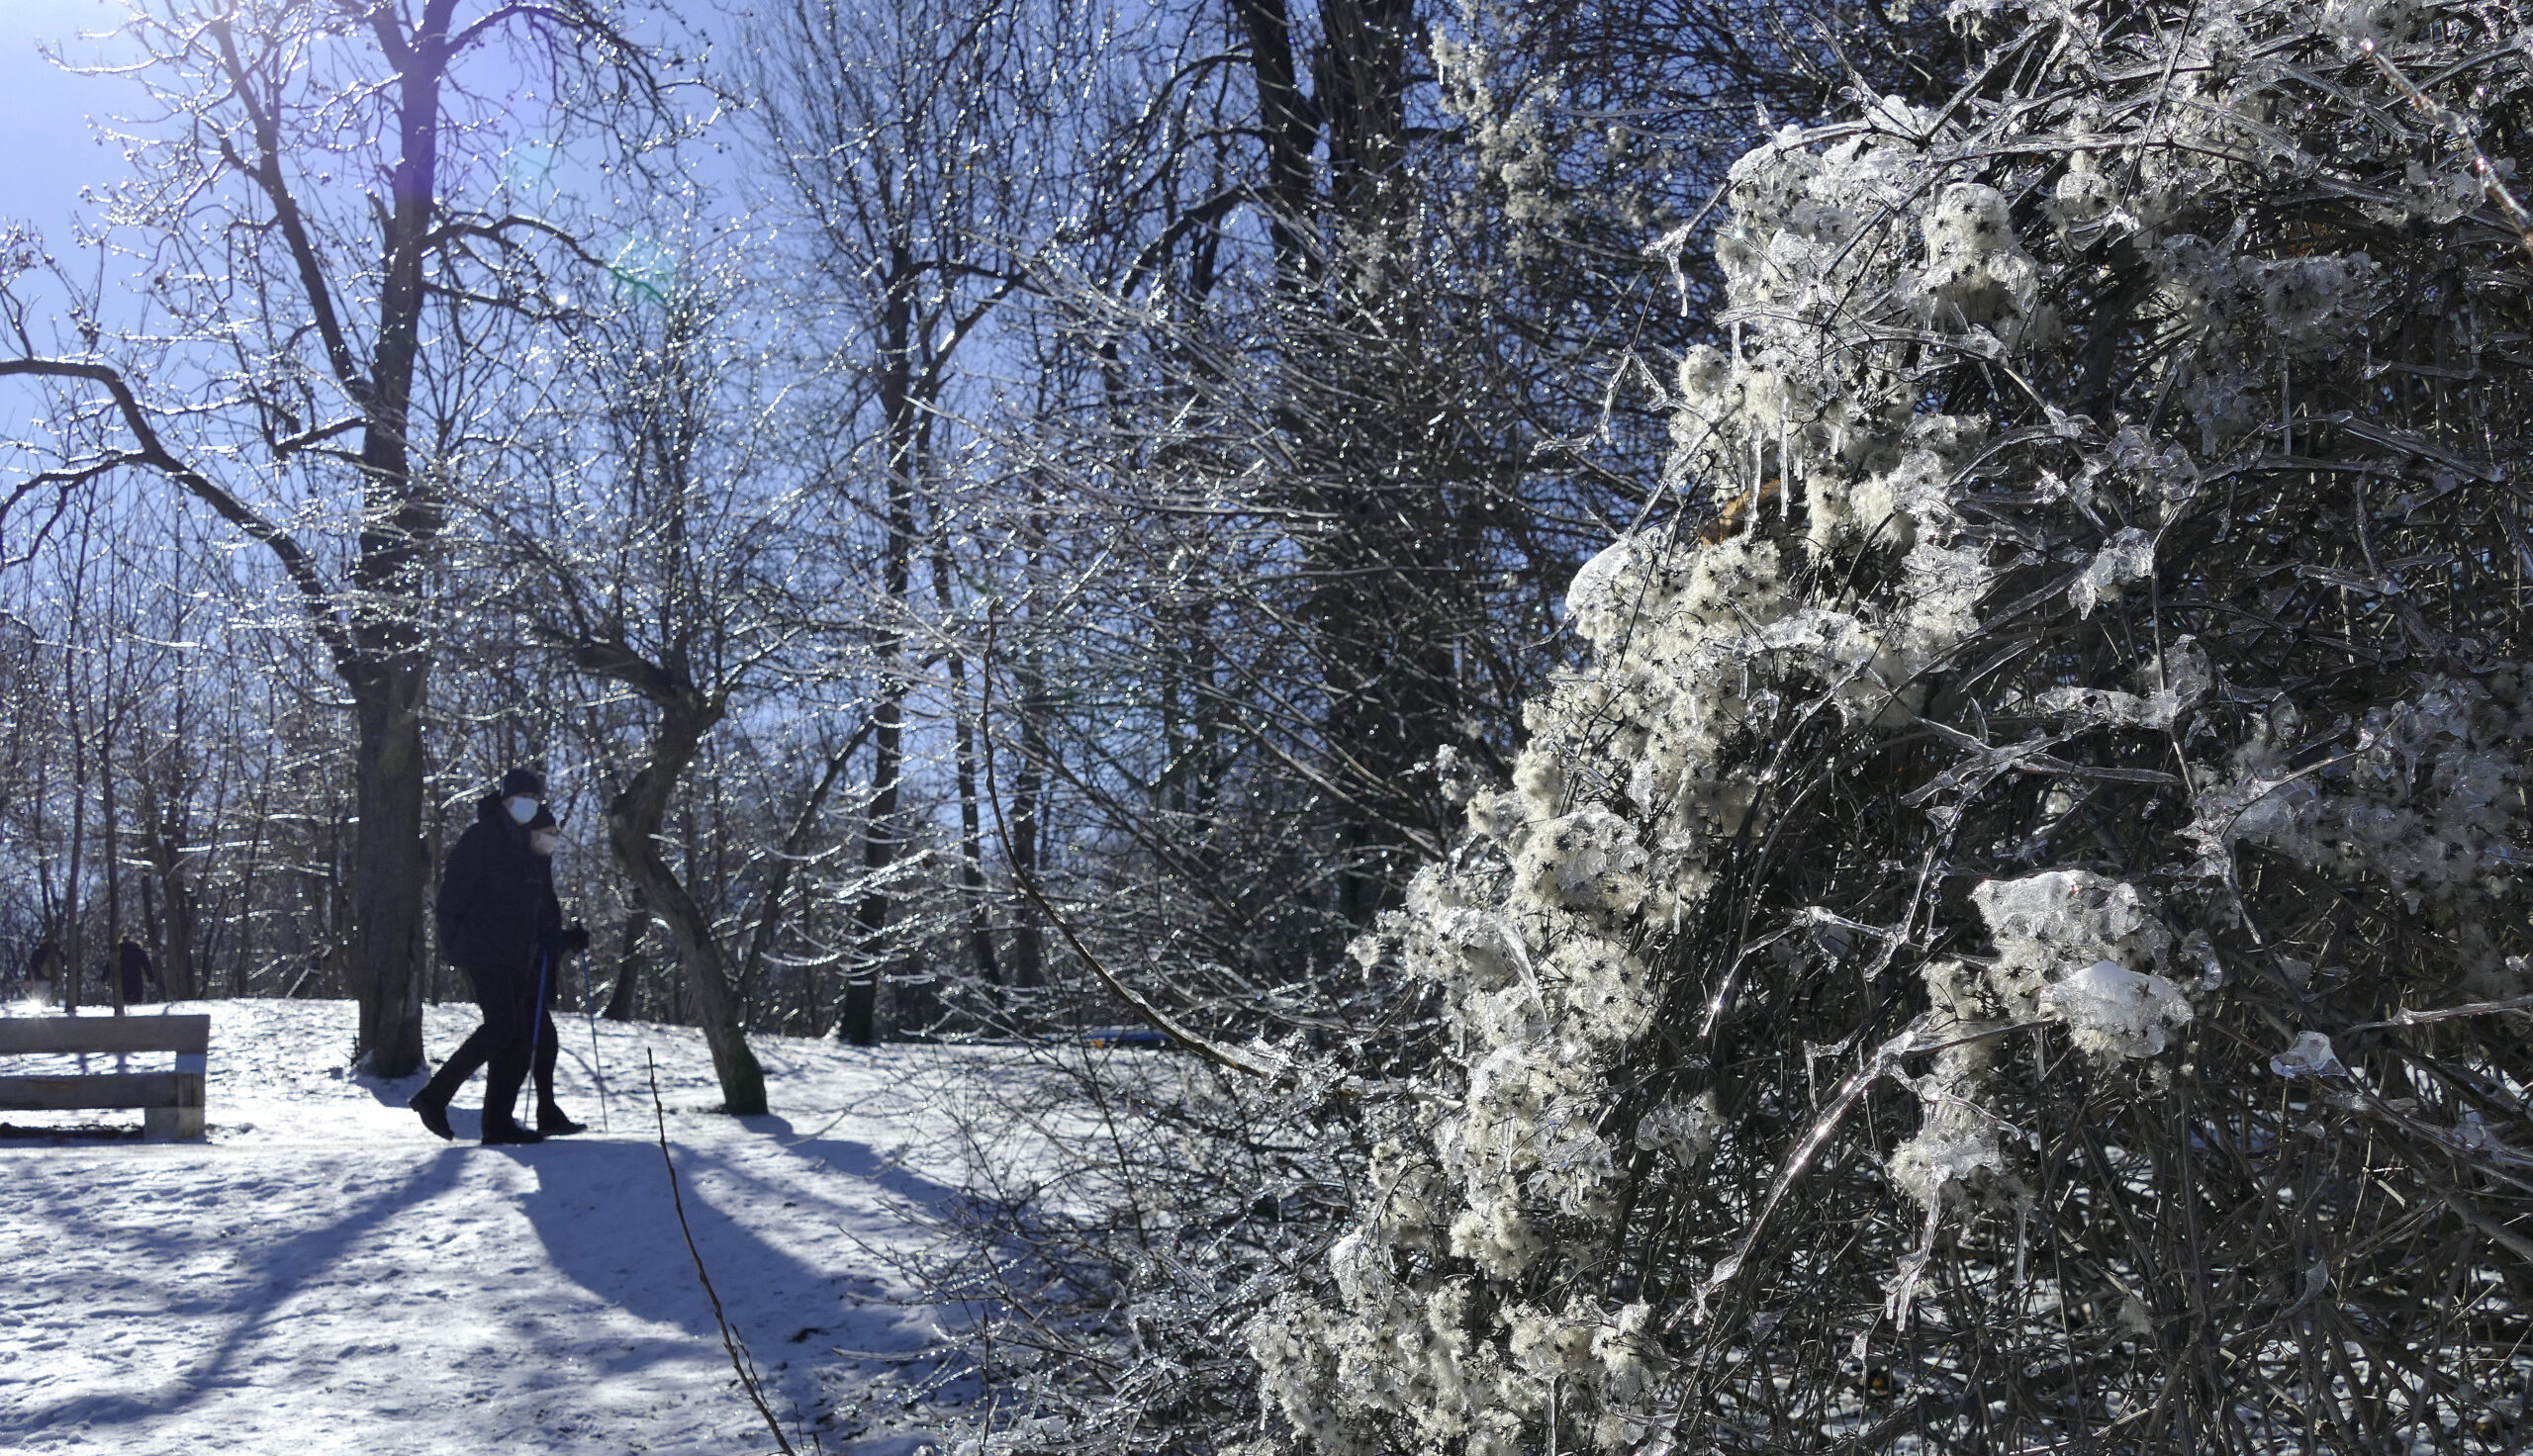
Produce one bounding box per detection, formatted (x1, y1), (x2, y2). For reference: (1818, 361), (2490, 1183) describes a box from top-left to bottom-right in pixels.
(117, 938), (161, 1005)
(410, 768), (590, 1144)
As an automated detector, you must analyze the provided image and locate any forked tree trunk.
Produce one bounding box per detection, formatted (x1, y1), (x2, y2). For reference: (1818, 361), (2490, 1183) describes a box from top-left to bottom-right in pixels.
(599, 685), (766, 1114)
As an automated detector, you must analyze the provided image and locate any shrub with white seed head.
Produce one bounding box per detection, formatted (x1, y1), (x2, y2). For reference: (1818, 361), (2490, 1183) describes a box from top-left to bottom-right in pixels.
(1253, 2), (2533, 1452)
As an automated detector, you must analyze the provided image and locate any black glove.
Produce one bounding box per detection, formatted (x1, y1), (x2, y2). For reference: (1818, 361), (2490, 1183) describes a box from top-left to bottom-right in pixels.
(559, 921), (592, 956)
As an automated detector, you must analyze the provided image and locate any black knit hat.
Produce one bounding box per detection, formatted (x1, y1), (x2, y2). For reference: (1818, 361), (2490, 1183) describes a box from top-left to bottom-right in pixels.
(499, 766), (545, 798)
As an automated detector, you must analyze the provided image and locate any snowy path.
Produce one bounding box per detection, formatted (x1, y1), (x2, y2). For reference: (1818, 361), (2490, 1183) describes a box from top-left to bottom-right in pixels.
(0, 1000), (988, 1454)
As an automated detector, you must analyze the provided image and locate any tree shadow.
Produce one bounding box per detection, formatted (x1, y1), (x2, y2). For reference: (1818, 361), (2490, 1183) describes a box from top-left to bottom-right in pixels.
(1, 1144), (472, 1433)
(741, 1114), (966, 1212)
(2, 1104), (966, 1447)
(513, 1135), (869, 1338)
(513, 1124), (953, 1444)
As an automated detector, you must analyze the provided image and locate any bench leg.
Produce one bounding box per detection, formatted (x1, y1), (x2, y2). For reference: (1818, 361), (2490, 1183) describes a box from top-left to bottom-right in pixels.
(142, 1106), (208, 1139)
(146, 1068), (208, 1141)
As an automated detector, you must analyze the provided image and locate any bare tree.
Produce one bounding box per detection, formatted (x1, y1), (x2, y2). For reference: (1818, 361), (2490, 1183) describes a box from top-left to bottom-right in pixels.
(748, 0), (1065, 1042)
(0, 0), (667, 1072)
(488, 237), (871, 1111)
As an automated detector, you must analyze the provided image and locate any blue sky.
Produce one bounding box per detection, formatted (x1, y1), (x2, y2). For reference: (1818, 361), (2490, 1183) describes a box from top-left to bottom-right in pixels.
(0, 0), (140, 239)
(0, 2), (761, 344)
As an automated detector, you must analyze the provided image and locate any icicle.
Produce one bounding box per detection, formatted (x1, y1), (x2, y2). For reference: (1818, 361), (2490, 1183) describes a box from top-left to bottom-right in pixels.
(2281, 359), (2293, 457)
(1779, 416), (1792, 522)
(2015, 1200), (2028, 1287)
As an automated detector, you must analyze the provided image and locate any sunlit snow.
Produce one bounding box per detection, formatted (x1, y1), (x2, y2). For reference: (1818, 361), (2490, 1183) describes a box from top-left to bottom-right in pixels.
(0, 999), (1003, 1454)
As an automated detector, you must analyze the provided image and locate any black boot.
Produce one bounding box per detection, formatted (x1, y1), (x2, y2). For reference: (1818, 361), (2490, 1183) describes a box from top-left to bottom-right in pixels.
(481, 1116), (546, 1146)
(536, 1105), (588, 1136)
(408, 1090), (454, 1140)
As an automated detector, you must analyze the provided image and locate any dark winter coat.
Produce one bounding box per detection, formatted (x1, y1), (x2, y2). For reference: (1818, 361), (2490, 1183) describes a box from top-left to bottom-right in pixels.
(435, 794), (562, 974)
(117, 940), (157, 1003)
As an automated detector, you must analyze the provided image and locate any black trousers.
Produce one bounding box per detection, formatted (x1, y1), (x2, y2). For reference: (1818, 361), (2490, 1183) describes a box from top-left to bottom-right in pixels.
(421, 954), (563, 1125)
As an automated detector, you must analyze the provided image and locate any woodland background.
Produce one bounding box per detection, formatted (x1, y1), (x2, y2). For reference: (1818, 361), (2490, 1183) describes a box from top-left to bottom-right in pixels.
(0, 0), (1931, 1073)
(9, 3), (2533, 1454)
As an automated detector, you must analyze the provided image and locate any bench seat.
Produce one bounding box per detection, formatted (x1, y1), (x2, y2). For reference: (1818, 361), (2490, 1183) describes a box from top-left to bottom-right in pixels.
(0, 1014), (209, 1139)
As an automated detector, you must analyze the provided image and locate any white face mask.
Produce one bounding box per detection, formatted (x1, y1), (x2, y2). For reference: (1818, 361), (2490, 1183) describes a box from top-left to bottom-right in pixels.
(530, 829), (560, 857)
(506, 795), (538, 825)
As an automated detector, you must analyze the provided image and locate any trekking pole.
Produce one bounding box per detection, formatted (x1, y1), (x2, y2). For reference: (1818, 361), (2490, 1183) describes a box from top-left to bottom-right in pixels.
(529, 948), (551, 1065)
(581, 946), (610, 1133)
(527, 947), (555, 1123)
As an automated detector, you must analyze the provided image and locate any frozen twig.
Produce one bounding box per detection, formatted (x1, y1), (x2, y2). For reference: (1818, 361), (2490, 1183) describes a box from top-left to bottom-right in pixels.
(978, 610), (1283, 1081)
(649, 1049), (799, 1455)
(2344, 991), (2533, 1032)
(2360, 39), (2533, 261)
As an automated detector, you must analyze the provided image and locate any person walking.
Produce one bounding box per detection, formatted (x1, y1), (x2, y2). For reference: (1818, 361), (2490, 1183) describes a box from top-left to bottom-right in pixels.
(409, 768), (589, 1144)
(116, 938), (161, 1005)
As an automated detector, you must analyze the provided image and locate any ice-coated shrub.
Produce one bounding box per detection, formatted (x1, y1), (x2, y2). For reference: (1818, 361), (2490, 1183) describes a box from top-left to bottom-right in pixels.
(1253, 2), (2533, 1451)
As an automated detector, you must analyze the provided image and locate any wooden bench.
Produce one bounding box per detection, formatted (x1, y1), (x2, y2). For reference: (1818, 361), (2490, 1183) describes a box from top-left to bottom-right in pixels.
(0, 1014), (209, 1139)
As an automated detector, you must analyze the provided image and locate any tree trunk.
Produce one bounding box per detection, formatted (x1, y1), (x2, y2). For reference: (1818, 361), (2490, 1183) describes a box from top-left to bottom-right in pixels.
(157, 859), (197, 1001)
(1008, 593), (1050, 990)
(1238, 0), (1448, 927)
(841, 263), (921, 1046)
(837, 688), (898, 1045)
(930, 536), (998, 990)
(949, 665), (998, 989)
(104, 725), (123, 1016)
(348, 662), (429, 1075)
(228, 761), (274, 1000)
(602, 690), (766, 1114)
(602, 910), (645, 1022)
(62, 713), (85, 1015)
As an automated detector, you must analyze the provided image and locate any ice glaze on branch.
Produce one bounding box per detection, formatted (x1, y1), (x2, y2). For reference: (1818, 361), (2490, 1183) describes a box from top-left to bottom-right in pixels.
(0, 355), (355, 674)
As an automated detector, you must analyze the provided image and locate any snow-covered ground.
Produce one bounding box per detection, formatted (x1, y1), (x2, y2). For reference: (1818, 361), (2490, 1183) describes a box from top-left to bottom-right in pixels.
(0, 998), (1014, 1454)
